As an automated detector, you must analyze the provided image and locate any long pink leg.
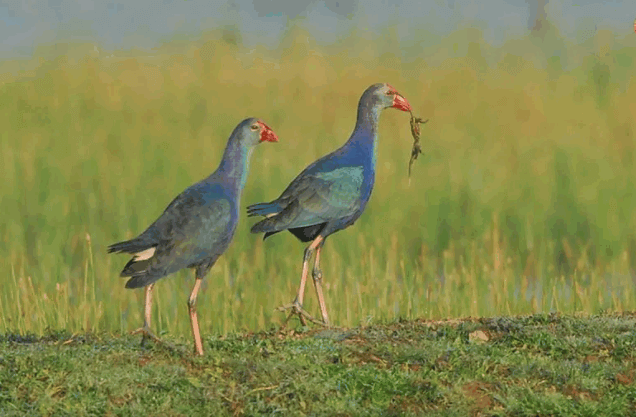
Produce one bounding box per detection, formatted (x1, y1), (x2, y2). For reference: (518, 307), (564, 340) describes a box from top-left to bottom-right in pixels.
(295, 237), (324, 305)
(131, 283), (162, 345)
(188, 277), (204, 356)
(144, 283), (154, 328)
(141, 283), (154, 345)
(283, 235), (324, 325)
(311, 245), (330, 326)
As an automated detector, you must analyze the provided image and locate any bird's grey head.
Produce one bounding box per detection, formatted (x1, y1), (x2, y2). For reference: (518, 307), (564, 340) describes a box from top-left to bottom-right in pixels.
(361, 83), (412, 112)
(235, 117), (279, 147)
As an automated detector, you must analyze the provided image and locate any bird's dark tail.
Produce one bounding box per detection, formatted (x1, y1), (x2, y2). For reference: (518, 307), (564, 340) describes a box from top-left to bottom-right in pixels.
(107, 238), (152, 254)
(125, 273), (162, 289)
(120, 257), (152, 277)
(246, 201), (282, 217)
(124, 259), (185, 289)
(250, 217), (280, 234)
(108, 238), (160, 284)
(248, 201), (285, 239)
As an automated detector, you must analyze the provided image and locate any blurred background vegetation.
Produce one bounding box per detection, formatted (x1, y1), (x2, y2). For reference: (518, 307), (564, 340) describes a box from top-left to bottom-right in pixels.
(1, 2), (635, 338)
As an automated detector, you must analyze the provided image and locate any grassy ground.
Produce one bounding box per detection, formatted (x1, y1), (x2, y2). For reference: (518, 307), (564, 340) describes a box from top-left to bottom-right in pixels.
(1, 313), (636, 416)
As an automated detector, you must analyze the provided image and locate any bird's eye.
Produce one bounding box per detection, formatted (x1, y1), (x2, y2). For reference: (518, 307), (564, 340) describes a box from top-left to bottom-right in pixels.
(250, 124), (259, 131)
(385, 90), (393, 96)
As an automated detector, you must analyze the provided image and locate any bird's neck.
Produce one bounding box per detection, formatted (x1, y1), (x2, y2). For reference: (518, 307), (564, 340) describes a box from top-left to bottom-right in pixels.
(215, 139), (253, 194)
(348, 103), (381, 166)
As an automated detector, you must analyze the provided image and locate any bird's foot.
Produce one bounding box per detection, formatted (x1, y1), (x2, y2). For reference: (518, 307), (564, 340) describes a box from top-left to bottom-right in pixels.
(276, 302), (329, 327)
(131, 325), (162, 346)
(130, 325), (182, 355)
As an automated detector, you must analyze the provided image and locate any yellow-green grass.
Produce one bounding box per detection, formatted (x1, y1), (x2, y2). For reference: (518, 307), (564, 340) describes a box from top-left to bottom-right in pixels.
(1, 27), (635, 338)
(3, 314), (636, 415)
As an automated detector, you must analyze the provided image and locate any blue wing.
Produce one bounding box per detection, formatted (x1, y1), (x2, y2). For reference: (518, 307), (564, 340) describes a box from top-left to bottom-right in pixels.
(249, 163), (365, 234)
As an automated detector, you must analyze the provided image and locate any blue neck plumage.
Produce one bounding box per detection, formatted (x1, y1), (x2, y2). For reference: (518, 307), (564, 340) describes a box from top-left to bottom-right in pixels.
(348, 102), (381, 167)
(215, 137), (253, 194)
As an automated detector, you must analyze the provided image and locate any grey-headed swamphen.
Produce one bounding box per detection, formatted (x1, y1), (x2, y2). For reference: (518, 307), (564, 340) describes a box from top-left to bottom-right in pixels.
(109, 118), (278, 355)
(247, 83), (412, 326)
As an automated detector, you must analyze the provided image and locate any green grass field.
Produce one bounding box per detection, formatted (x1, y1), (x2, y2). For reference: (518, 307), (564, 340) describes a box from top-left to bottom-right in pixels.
(1, 26), (636, 341)
(2, 314), (636, 415)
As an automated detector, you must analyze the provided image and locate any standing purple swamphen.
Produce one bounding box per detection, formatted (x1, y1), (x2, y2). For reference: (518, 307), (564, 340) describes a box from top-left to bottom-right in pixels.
(108, 118), (278, 355)
(247, 83), (412, 326)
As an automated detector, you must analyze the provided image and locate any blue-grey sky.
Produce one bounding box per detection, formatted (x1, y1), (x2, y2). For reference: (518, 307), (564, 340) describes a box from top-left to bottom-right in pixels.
(0, 0), (633, 58)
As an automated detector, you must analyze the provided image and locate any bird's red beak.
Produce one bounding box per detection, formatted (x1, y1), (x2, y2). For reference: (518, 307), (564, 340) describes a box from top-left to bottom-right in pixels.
(257, 121), (279, 143)
(392, 93), (412, 112)
(387, 84), (411, 112)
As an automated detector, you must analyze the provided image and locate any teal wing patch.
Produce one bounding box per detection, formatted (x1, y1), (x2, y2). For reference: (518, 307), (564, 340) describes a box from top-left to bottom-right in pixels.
(265, 166), (364, 230)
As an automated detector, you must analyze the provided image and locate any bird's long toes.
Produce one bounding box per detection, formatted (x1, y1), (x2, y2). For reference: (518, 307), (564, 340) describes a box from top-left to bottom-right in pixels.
(275, 300), (303, 313)
(275, 301), (332, 328)
(131, 325), (162, 345)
